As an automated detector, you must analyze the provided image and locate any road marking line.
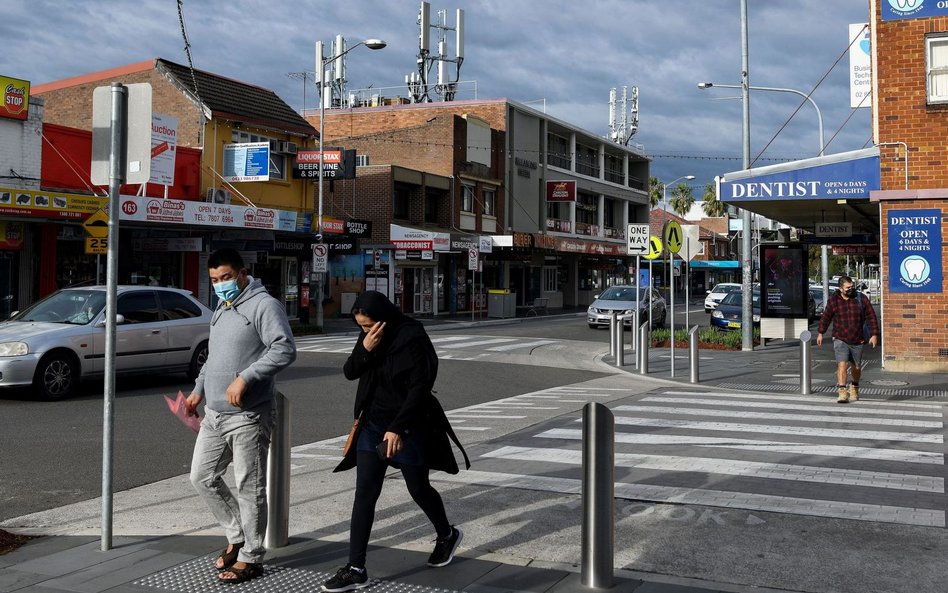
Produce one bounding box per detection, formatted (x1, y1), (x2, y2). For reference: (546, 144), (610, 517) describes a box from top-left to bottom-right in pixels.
(535, 428), (943, 465)
(487, 340), (559, 351)
(614, 405), (943, 428)
(640, 396), (942, 418)
(659, 390), (944, 409)
(440, 338), (519, 349)
(482, 445), (944, 493)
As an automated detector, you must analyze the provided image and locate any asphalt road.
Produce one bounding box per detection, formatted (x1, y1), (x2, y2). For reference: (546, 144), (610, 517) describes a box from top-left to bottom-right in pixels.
(0, 317), (609, 521)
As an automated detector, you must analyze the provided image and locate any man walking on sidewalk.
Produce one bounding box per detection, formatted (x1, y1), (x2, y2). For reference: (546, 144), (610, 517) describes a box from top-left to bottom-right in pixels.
(816, 275), (879, 403)
(185, 248), (297, 584)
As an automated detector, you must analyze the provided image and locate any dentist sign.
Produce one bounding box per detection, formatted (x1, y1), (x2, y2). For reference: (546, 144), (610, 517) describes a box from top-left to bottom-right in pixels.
(887, 209), (942, 293)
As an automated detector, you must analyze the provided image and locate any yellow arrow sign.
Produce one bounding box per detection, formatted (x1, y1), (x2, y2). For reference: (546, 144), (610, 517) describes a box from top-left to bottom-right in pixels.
(644, 235), (663, 260)
(664, 220), (683, 255)
(83, 209), (110, 238)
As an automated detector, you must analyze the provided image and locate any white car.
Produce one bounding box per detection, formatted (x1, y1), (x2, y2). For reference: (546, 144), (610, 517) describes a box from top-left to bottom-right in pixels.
(0, 286), (212, 400)
(704, 283), (742, 313)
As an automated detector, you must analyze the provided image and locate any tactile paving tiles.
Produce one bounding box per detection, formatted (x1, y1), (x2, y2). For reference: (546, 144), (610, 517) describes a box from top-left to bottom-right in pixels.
(135, 556), (459, 593)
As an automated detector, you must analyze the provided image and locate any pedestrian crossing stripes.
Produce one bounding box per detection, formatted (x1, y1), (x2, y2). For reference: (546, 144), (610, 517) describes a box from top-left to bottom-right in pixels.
(294, 334), (560, 357)
(434, 388), (948, 527)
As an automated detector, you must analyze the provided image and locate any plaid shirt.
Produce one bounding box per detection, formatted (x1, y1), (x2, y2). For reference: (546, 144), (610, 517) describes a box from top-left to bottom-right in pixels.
(818, 291), (879, 345)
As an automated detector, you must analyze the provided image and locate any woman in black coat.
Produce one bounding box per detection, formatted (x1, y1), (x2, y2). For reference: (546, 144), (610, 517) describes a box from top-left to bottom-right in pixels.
(323, 291), (469, 593)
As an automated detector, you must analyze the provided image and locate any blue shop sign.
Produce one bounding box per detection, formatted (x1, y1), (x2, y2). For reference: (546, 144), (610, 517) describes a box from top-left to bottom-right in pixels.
(881, 0), (948, 21)
(887, 208), (942, 293)
(720, 154), (880, 202)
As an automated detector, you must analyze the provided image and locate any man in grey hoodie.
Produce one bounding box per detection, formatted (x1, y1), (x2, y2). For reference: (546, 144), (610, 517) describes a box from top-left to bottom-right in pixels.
(185, 248), (297, 584)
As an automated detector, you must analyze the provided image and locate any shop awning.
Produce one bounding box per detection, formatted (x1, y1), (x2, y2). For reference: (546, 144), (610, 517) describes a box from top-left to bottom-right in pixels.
(689, 260), (740, 269)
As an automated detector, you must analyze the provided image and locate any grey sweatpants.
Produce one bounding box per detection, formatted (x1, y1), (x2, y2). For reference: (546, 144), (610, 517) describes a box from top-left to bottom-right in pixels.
(190, 408), (274, 563)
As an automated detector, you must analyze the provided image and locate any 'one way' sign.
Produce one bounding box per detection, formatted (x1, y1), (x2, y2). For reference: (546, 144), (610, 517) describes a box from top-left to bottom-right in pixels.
(627, 223), (650, 255)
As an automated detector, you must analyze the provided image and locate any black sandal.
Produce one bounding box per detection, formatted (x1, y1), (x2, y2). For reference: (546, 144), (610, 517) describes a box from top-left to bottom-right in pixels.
(215, 542), (244, 572)
(218, 562), (263, 584)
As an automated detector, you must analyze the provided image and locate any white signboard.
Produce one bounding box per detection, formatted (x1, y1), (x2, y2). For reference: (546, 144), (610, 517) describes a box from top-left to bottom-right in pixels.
(479, 235), (493, 254)
(627, 223), (649, 255)
(91, 83), (153, 185)
(312, 243), (328, 273)
(468, 247), (478, 271)
(849, 23), (872, 108)
(222, 142), (270, 182)
(149, 113), (178, 185)
(681, 224), (702, 260)
(390, 224), (451, 252)
(118, 195), (297, 231)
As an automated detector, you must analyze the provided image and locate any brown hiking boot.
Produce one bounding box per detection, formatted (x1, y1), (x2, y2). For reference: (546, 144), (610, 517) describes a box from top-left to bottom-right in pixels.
(849, 384), (859, 402)
(837, 386), (850, 404)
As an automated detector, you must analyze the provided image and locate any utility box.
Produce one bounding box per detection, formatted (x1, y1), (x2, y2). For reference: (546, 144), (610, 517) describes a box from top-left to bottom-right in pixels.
(488, 289), (516, 318)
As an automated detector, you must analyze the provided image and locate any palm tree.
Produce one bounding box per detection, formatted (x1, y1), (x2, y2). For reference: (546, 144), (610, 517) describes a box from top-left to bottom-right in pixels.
(648, 176), (663, 209)
(669, 183), (695, 217)
(701, 181), (728, 217)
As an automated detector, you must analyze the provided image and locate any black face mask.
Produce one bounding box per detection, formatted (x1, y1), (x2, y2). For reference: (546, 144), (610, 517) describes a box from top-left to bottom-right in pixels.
(843, 288), (856, 298)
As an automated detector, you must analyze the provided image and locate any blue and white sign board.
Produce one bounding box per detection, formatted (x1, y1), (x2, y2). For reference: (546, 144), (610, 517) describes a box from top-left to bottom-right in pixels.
(720, 153), (880, 202)
(223, 142), (270, 182)
(887, 209), (942, 293)
(881, 0), (948, 21)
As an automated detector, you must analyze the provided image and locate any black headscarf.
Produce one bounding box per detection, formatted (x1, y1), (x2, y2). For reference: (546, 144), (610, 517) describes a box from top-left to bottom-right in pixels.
(351, 290), (423, 353)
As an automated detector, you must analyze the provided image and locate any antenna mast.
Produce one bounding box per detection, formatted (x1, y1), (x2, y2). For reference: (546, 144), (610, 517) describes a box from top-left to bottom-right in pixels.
(406, 1), (464, 103)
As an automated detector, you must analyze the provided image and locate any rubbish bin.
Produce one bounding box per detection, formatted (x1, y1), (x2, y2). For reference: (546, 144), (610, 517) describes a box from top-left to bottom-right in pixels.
(488, 289), (516, 318)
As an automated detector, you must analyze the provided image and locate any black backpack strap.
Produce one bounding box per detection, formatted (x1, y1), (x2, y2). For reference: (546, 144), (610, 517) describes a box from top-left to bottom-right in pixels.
(445, 421), (471, 470)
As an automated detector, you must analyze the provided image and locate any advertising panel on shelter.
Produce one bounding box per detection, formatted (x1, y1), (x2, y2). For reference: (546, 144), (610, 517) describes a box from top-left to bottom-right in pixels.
(887, 208), (942, 293)
(760, 243), (808, 318)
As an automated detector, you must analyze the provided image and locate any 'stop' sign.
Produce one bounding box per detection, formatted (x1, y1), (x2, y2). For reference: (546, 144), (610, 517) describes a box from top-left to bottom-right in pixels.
(0, 75), (29, 121)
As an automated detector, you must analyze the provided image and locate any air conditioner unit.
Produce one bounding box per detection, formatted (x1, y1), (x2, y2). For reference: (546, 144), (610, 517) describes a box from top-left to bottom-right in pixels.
(206, 187), (232, 204)
(280, 141), (298, 155)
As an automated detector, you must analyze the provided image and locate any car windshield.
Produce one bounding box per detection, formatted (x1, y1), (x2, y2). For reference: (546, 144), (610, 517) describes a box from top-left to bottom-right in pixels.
(597, 287), (647, 301)
(720, 291), (761, 307)
(12, 290), (106, 325)
(711, 284), (740, 294)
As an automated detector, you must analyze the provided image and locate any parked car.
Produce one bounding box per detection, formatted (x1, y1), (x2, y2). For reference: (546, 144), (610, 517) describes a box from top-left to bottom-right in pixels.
(710, 290), (761, 331)
(704, 282), (742, 313)
(587, 285), (666, 329)
(0, 286), (212, 400)
(809, 286), (827, 319)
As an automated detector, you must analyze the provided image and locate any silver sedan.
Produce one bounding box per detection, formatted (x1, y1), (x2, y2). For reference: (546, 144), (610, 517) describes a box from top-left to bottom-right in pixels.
(587, 285), (666, 329)
(0, 286), (212, 400)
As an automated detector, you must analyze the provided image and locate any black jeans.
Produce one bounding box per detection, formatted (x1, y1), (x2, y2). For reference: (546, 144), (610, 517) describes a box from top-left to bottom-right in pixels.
(348, 450), (451, 567)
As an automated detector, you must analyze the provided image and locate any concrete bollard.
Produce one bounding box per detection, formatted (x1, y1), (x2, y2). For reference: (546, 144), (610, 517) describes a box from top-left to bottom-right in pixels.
(800, 330), (813, 395)
(265, 392), (291, 549)
(581, 402), (614, 589)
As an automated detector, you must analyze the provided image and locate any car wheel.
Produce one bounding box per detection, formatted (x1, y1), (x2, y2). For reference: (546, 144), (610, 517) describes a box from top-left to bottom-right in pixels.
(187, 340), (209, 380)
(32, 352), (78, 400)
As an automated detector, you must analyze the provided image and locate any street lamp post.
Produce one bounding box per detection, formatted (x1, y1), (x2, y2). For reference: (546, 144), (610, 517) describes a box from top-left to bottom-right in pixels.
(697, 82), (825, 156)
(314, 38), (385, 328)
(662, 174), (694, 378)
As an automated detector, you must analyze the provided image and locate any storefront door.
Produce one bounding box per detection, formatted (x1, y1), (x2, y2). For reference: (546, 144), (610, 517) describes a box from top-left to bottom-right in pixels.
(408, 268), (433, 315)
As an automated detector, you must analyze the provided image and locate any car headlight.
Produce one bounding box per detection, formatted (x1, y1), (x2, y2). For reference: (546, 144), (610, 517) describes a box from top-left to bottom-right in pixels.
(587, 306), (595, 313)
(0, 341), (28, 356)
(712, 310), (723, 319)
(623, 309), (634, 315)
(753, 314), (760, 322)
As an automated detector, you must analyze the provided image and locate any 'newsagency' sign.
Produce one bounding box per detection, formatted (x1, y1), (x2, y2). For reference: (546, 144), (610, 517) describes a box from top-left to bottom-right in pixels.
(887, 208), (942, 293)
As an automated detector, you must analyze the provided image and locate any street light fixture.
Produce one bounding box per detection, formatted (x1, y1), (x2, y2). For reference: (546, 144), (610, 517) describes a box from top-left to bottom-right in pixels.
(697, 82), (824, 156)
(314, 38), (386, 328)
(662, 175), (696, 214)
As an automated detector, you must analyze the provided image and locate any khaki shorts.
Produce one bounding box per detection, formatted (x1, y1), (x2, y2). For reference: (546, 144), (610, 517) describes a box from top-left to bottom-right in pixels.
(833, 338), (864, 365)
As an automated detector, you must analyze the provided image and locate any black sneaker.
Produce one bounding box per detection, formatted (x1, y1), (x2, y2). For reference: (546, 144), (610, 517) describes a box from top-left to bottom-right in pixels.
(322, 564), (369, 592)
(427, 525), (463, 567)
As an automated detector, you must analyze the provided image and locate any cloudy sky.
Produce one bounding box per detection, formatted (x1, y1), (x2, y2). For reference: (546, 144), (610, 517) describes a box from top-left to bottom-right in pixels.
(5, 0), (872, 195)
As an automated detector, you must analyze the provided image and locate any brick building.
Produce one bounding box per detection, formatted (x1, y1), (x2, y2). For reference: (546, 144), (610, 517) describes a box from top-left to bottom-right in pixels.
(869, 0), (948, 371)
(306, 98), (651, 315)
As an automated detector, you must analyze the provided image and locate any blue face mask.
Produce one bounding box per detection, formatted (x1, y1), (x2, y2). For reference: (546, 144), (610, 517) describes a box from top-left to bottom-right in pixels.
(214, 278), (241, 302)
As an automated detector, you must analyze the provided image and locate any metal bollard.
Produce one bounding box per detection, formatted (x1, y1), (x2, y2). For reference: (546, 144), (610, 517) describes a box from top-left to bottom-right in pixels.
(638, 321), (650, 375)
(581, 402), (614, 589)
(689, 325), (700, 384)
(632, 309), (640, 356)
(609, 311), (618, 358)
(615, 315), (632, 367)
(800, 330), (813, 395)
(265, 392), (291, 549)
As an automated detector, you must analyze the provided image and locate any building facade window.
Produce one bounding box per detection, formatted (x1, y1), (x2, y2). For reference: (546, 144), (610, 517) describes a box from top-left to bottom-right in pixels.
(927, 34), (948, 104)
(604, 154), (624, 184)
(462, 185), (475, 213)
(482, 188), (495, 216)
(547, 133), (570, 169)
(575, 143), (599, 178)
(425, 190), (440, 223)
(543, 266), (558, 293)
(393, 185), (410, 219)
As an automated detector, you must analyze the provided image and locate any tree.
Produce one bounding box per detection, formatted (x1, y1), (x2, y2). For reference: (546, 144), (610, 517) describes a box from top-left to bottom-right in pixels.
(701, 181), (728, 217)
(648, 176), (663, 209)
(669, 183), (695, 217)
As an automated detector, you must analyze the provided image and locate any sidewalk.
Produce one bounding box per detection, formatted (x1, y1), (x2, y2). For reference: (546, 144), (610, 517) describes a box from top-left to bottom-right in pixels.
(2, 312), (942, 593)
